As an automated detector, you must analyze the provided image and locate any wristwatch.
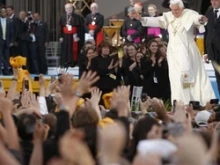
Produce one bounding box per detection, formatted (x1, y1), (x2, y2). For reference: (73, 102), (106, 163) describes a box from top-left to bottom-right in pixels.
(75, 91), (82, 97)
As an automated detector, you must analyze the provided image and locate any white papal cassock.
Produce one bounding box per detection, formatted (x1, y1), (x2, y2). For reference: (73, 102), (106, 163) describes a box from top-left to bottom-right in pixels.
(141, 9), (215, 105)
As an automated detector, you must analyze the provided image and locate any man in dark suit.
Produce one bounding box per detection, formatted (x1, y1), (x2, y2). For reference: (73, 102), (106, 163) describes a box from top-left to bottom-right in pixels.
(6, 5), (17, 57)
(15, 11), (27, 56)
(33, 13), (49, 74)
(6, 5), (15, 20)
(0, 8), (13, 75)
(20, 12), (39, 74)
(204, 0), (220, 94)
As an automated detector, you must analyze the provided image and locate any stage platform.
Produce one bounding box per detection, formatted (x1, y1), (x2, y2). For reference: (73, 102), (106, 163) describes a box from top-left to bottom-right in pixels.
(0, 64), (220, 98)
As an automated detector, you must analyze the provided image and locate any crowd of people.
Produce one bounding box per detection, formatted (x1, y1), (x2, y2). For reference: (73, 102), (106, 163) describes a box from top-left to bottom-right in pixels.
(0, 0), (220, 164)
(78, 38), (170, 103)
(0, 6), (49, 75)
(1, 62), (220, 165)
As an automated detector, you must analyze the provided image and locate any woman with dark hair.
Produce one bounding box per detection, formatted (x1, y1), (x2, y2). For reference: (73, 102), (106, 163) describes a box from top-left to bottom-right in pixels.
(157, 43), (171, 101)
(72, 107), (99, 160)
(90, 40), (121, 102)
(119, 44), (142, 94)
(78, 41), (96, 78)
(78, 47), (96, 77)
(141, 39), (170, 99)
(127, 115), (159, 161)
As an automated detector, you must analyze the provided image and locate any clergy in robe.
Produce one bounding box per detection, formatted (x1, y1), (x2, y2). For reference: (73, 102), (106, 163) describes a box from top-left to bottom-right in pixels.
(85, 3), (104, 47)
(122, 7), (142, 43)
(140, 0), (215, 105)
(59, 3), (81, 66)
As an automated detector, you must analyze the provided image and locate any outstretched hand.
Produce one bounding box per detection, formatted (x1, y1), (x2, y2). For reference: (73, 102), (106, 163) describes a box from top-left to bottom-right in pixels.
(34, 123), (50, 142)
(151, 98), (169, 123)
(76, 71), (100, 96)
(111, 86), (130, 117)
(199, 16), (208, 24)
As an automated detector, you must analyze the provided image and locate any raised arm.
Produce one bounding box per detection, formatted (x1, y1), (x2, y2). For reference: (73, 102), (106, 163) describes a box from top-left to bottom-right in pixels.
(194, 15), (207, 33)
(140, 16), (163, 28)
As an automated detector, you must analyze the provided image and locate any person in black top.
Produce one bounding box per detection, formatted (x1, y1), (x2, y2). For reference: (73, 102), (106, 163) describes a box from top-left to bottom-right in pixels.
(15, 11), (27, 56)
(6, 5), (17, 57)
(157, 43), (171, 101)
(122, 7), (142, 44)
(78, 46), (96, 77)
(204, 0), (220, 95)
(78, 41), (96, 78)
(0, 8), (14, 75)
(119, 44), (142, 95)
(90, 41), (121, 102)
(19, 12), (39, 74)
(33, 13), (49, 74)
(141, 40), (170, 99)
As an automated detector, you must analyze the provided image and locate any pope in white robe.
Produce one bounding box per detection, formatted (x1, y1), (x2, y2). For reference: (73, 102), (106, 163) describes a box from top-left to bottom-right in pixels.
(140, 0), (215, 105)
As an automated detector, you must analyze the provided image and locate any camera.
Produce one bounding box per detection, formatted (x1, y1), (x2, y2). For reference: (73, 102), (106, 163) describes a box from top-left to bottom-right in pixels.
(189, 101), (201, 110)
(210, 99), (219, 110)
(141, 93), (148, 102)
(27, 11), (33, 21)
(210, 99), (219, 105)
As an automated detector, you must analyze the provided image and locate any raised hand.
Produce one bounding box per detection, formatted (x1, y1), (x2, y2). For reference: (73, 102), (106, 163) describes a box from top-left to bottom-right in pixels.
(140, 97), (151, 115)
(76, 71), (99, 96)
(46, 80), (58, 96)
(53, 93), (64, 107)
(151, 98), (169, 123)
(111, 86), (131, 117)
(85, 89), (102, 120)
(0, 98), (13, 113)
(59, 74), (75, 97)
(29, 94), (40, 110)
(173, 101), (186, 123)
(108, 59), (118, 70)
(90, 88), (102, 105)
(34, 123), (49, 142)
(129, 62), (137, 71)
(21, 89), (31, 107)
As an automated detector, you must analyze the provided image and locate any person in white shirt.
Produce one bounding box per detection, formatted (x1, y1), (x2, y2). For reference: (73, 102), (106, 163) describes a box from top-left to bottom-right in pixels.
(139, 0), (216, 105)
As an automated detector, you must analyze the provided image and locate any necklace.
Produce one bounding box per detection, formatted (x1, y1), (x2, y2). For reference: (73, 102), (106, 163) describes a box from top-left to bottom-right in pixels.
(171, 18), (180, 36)
(171, 12), (184, 36)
